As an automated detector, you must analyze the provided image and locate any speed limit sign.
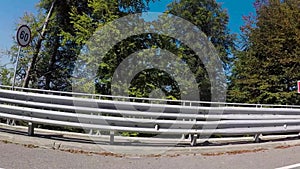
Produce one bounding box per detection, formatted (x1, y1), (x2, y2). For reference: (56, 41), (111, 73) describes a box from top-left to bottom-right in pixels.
(12, 25), (32, 89)
(16, 25), (31, 47)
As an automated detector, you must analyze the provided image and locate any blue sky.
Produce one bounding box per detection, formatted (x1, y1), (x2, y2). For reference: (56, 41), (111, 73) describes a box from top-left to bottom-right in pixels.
(0, 0), (255, 66)
(0, 0), (39, 50)
(149, 0), (256, 35)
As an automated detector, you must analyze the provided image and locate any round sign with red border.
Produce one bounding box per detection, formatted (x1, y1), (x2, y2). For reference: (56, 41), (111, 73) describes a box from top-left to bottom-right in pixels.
(16, 25), (31, 47)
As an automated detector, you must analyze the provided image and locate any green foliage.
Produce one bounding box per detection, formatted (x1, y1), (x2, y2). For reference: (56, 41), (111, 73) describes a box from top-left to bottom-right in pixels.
(8, 1), (85, 90)
(69, 1), (158, 96)
(73, 0), (234, 101)
(0, 67), (13, 86)
(8, 0), (234, 103)
(167, 0), (235, 66)
(229, 0), (300, 104)
(121, 131), (139, 137)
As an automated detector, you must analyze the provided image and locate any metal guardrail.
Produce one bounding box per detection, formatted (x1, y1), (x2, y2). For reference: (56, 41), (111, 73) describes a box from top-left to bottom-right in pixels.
(0, 85), (300, 146)
(2, 84), (300, 108)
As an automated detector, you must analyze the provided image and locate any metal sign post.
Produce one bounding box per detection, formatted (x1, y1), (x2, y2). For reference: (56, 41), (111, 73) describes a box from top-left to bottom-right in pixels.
(12, 25), (31, 90)
(12, 46), (21, 90)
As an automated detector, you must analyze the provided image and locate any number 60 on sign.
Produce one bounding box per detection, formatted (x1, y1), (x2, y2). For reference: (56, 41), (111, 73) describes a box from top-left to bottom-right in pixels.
(16, 25), (31, 47)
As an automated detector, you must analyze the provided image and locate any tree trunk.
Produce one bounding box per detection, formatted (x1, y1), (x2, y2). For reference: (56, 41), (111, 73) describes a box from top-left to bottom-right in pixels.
(45, 35), (60, 90)
(23, 0), (56, 88)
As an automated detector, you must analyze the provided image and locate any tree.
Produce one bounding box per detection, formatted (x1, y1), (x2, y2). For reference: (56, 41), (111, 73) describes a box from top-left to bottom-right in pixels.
(13, 0), (153, 91)
(72, 0), (234, 101)
(164, 0), (234, 101)
(23, 0), (56, 89)
(0, 50), (14, 86)
(167, 0), (235, 66)
(8, 0), (88, 90)
(0, 67), (13, 86)
(9, 0), (234, 101)
(228, 0), (300, 104)
(25, 0), (94, 91)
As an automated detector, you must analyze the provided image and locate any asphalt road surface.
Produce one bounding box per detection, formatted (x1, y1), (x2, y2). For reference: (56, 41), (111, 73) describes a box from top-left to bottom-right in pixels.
(0, 142), (300, 169)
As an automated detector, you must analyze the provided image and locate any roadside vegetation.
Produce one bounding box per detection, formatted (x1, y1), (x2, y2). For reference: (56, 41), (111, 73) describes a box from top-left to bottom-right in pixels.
(0, 0), (299, 105)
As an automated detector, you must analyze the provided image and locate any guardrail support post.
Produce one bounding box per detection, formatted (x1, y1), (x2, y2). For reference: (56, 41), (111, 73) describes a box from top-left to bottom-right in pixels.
(190, 134), (197, 146)
(6, 119), (16, 126)
(254, 134), (262, 143)
(110, 131), (115, 145)
(89, 129), (93, 135)
(28, 122), (35, 136)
